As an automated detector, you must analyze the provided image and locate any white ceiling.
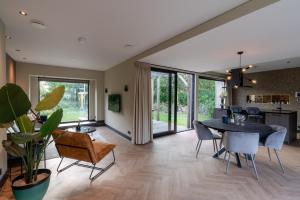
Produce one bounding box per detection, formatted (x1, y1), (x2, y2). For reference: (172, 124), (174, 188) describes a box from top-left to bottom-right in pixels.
(141, 0), (300, 73)
(0, 0), (247, 71)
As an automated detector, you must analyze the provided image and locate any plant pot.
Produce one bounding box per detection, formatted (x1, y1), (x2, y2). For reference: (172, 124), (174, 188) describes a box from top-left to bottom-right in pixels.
(12, 169), (51, 200)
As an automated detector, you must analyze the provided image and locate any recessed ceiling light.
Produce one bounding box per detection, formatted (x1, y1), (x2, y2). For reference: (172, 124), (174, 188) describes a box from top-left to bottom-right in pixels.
(249, 65), (253, 68)
(19, 10), (28, 16)
(15, 49), (21, 52)
(31, 19), (47, 30)
(124, 43), (133, 48)
(78, 37), (87, 44)
(5, 35), (12, 39)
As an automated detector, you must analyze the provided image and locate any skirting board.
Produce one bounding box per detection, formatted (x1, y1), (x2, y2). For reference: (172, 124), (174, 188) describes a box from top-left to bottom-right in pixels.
(104, 124), (131, 141)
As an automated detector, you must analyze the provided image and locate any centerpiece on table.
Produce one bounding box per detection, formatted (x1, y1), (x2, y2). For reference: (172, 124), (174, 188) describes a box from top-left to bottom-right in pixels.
(0, 83), (65, 200)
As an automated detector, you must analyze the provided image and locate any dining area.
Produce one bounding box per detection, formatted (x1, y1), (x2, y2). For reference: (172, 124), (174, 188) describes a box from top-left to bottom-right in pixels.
(194, 111), (287, 181)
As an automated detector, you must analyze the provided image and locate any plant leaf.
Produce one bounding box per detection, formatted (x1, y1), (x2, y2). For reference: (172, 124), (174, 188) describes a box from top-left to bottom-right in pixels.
(35, 86), (65, 111)
(40, 108), (63, 137)
(0, 83), (31, 124)
(2, 140), (26, 157)
(10, 132), (41, 144)
(16, 114), (34, 133)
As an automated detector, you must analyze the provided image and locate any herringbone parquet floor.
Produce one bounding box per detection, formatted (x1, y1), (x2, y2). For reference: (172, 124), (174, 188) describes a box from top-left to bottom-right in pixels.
(1, 127), (300, 200)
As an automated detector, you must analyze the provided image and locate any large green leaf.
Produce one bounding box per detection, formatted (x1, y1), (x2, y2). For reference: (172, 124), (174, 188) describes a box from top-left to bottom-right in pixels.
(35, 86), (65, 111)
(2, 140), (26, 157)
(40, 108), (63, 137)
(16, 114), (34, 133)
(0, 83), (31, 124)
(10, 132), (41, 144)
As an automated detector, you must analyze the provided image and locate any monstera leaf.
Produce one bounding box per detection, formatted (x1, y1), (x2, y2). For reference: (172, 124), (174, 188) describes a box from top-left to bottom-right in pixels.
(0, 83), (31, 124)
(16, 114), (34, 133)
(40, 108), (63, 137)
(35, 86), (65, 111)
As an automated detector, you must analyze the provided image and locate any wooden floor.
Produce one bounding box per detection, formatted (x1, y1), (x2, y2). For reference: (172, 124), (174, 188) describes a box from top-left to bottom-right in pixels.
(1, 127), (300, 200)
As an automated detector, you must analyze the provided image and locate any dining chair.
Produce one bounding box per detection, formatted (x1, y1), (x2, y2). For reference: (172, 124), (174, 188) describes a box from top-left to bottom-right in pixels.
(229, 105), (243, 114)
(246, 107), (263, 123)
(261, 124), (287, 173)
(193, 121), (221, 158)
(223, 131), (260, 180)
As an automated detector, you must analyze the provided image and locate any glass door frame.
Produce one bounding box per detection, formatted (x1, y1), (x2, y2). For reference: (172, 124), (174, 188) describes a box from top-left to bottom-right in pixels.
(152, 67), (177, 138)
(151, 67), (196, 137)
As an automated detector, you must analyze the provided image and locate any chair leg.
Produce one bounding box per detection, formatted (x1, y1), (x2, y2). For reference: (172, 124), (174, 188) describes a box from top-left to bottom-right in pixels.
(213, 139), (216, 153)
(250, 154), (259, 180)
(226, 152), (231, 174)
(196, 140), (202, 158)
(244, 154), (249, 167)
(57, 157), (80, 173)
(89, 150), (116, 181)
(224, 151), (227, 163)
(195, 140), (200, 151)
(219, 136), (223, 149)
(267, 148), (272, 161)
(274, 149), (284, 173)
(215, 140), (219, 157)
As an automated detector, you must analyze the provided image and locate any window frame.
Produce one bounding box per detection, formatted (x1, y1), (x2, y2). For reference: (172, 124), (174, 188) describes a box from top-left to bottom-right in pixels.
(38, 77), (90, 123)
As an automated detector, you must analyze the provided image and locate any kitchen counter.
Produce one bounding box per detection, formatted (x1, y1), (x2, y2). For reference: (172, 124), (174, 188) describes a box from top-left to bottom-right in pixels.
(262, 109), (297, 114)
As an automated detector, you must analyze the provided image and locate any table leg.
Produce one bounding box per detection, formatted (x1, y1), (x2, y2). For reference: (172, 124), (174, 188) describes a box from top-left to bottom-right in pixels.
(213, 148), (242, 168)
(213, 147), (226, 158)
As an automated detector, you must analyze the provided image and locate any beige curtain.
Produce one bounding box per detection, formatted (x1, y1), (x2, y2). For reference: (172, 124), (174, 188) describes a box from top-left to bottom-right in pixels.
(133, 62), (152, 144)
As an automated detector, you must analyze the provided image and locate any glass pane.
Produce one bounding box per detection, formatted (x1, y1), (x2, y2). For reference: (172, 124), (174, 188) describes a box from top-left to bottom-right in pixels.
(177, 73), (193, 131)
(39, 80), (89, 122)
(198, 79), (225, 120)
(151, 71), (175, 134)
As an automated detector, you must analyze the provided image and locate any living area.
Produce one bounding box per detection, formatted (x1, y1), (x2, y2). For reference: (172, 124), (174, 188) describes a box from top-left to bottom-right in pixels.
(1, 1), (300, 200)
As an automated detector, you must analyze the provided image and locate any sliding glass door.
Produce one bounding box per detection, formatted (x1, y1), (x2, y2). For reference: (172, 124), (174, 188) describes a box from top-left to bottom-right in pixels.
(198, 78), (225, 120)
(151, 70), (176, 136)
(151, 68), (195, 136)
(177, 73), (194, 131)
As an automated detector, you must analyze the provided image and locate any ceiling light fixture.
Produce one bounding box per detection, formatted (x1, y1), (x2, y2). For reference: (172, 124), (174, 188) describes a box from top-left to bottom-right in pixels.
(19, 10), (28, 16)
(249, 64), (253, 68)
(242, 68), (246, 72)
(31, 19), (47, 30)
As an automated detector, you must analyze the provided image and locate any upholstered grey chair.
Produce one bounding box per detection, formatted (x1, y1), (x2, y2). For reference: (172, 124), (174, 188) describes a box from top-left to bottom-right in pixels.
(246, 107), (263, 123)
(229, 105), (243, 113)
(223, 131), (260, 180)
(262, 124), (287, 173)
(193, 121), (221, 158)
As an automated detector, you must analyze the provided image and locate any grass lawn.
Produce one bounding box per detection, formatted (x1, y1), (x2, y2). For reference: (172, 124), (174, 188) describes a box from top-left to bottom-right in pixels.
(152, 111), (212, 127)
(42, 107), (88, 122)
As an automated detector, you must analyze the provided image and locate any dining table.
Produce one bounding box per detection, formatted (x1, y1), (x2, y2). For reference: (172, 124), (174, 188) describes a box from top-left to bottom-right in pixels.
(201, 119), (274, 168)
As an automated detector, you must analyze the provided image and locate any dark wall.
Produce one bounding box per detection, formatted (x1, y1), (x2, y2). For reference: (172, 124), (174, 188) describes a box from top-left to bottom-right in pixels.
(232, 67), (300, 126)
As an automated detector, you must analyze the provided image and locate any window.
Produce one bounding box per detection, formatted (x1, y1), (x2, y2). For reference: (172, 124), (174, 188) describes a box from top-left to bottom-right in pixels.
(38, 77), (89, 122)
(198, 78), (225, 120)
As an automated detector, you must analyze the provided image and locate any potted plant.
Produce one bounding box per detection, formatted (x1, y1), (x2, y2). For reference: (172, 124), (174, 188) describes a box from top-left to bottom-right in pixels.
(0, 83), (65, 200)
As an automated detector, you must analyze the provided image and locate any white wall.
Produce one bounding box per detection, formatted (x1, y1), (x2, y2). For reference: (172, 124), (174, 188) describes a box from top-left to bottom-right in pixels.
(0, 19), (7, 180)
(104, 60), (135, 137)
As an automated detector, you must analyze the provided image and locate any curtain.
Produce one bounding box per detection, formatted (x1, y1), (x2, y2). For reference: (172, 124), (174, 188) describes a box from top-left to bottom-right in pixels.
(133, 62), (152, 144)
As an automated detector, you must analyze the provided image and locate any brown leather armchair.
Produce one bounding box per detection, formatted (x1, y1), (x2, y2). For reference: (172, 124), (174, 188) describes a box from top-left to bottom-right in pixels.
(51, 129), (116, 181)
